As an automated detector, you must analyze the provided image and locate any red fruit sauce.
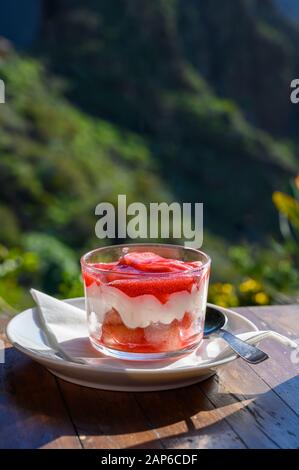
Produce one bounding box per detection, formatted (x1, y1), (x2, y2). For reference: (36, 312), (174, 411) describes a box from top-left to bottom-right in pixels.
(82, 251), (208, 355)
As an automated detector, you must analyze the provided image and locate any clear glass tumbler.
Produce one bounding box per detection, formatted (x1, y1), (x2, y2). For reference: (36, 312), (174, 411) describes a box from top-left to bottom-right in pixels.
(81, 244), (211, 360)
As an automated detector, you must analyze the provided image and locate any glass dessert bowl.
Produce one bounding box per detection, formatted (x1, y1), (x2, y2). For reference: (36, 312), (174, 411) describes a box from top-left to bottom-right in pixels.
(81, 244), (211, 360)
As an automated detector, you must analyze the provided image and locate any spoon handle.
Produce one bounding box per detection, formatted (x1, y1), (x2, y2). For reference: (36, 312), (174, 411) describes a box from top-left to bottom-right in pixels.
(218, 329), (269, 364)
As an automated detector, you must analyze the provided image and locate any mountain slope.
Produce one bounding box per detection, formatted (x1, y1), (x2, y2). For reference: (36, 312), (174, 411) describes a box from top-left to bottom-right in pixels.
(38, 0), (297, 240)
(178, 0), (299, 134)
(0, 53), (169, 249)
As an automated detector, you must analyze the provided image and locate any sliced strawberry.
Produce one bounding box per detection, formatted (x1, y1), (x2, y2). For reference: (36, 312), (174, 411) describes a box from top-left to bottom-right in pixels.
(99, 313), (199, 353)
(83, 253), (202, 282)
(119, 252), (165, 269)
(134, 260), (191, 273)
(92, 262), (118, 271)
(82, 270), (98, 287)
(83, 252), (201, 303)
(185, 261), (203, 271)
(119, 252), (197, 273)
(180, 312), (193, 330)
(101, 323), (145, 348)
(144, 320), (182, 351)
(109, 276), (194, 302)
(103, 309), (122, 326)
(144, 322), (171, 345)
(166, 321), (185, 350)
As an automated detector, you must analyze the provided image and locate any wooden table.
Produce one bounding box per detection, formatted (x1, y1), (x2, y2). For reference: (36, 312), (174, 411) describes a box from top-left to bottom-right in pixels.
(0, 305), (299, 449)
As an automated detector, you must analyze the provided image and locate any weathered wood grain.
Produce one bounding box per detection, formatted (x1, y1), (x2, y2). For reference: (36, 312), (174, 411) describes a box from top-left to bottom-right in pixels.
(0, 305), (298, 449)
(132, 384), (246, 449)
(58, 378), (246, 449)
(198, 306), (299, 449)
(0, 332), (81, 449)
(57, 380), (164, 449)
(240, 306), (299, 416)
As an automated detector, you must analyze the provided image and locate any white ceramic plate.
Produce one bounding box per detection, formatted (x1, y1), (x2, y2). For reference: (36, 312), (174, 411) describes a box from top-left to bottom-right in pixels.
(6, 299), (261, 391)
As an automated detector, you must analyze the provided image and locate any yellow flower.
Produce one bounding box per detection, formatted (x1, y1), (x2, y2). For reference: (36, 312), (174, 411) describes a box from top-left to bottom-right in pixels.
(239, 278), (261, 293)
(221, 283), (233, 294)
(273, 191), (299, 229)
(208, 283), (239, 308)
(253, 292), (269, 305)
(214, 295), (229, 308)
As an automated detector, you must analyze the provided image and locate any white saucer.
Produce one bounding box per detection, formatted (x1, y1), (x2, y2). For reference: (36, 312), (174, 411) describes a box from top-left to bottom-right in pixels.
(6, 299), (268, 391)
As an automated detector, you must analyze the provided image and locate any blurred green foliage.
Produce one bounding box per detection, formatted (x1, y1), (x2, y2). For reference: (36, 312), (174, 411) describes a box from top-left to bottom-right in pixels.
(0, 54), (170, 312)
(0, 0), (299, 313)
(40, 0), (299, 240)
(208, 177), (299, 307)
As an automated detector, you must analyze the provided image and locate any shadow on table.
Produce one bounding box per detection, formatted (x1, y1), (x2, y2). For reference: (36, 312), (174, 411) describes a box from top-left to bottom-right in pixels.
(128, 373), (299, 449)
(1, 345), (299, 449)
(0, 346), (80, 449)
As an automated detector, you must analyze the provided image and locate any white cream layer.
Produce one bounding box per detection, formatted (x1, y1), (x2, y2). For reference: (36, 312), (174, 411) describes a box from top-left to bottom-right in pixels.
(85, 281), (207, 329)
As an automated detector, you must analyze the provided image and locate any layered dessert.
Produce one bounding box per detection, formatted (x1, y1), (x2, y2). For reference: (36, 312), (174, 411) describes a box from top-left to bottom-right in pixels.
(82, 250), (210, 357)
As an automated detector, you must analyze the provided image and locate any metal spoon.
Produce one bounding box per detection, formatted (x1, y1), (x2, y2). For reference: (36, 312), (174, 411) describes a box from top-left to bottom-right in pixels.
(204, 305), (269, 364)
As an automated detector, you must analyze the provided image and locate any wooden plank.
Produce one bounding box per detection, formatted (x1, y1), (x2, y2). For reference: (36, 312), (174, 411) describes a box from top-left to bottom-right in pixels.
(239, 305), (299, 416)
(58, 379), (245, 449)
(244, 305), (299, 338)
(198, 306), (299, 449)
(57, 380), (164, 449)
(133, 385), (246, 449)
(1, 305), (299, 449)
(0, 330), (81, 449)
(51, 305), (299, 449)
(200, 362), (299, 448)
(0, 313), (10, 332)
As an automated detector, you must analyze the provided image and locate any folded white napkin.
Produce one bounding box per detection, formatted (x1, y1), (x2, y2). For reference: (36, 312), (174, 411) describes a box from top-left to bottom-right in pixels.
(30, 289), (88, 364)
(29, 289), (298, 367)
